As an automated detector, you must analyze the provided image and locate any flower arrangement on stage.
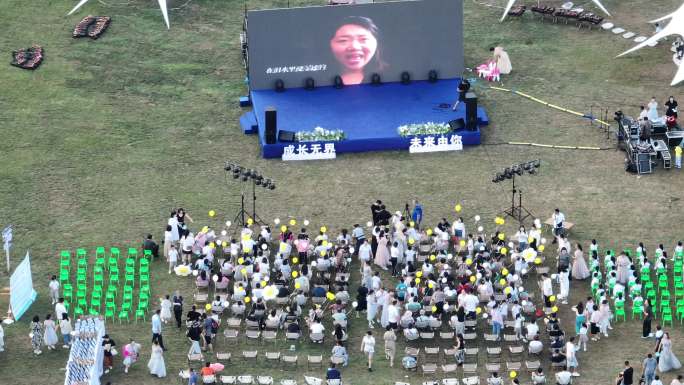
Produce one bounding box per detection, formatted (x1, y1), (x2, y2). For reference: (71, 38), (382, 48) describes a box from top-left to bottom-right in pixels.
(295, 127), (345, 142)
(397, 122), (451, 137)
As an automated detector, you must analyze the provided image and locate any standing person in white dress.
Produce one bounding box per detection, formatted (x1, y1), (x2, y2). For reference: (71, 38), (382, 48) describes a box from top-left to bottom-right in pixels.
(0, 323), (4, 352)
(48, 275), (60, 305)
(361, 330), (376, 372)
(168, 211), (180, 243)
(148, 340), (167, 377)
(551, 209), (565, 244)
(167, 244), (178, 274)
(558, 268), (570, 305)
(163, 225), (173, 262)
(366, 290), (377, 329)
(55, 298), (67, 323)
(43, 313), (58, 350)
(648, 97), (660, 122)
(160, 295), (173, 324)
(658, 332), (682, 372)
(59, 313), (73, 348)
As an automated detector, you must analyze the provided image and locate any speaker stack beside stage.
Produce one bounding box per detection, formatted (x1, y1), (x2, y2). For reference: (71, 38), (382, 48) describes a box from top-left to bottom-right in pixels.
(465, 92), (478, 131)
(265, 107), (277, 144)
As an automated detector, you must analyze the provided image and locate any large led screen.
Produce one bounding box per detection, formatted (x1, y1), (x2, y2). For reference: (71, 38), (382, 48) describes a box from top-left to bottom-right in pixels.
(246, 0), (464, 89)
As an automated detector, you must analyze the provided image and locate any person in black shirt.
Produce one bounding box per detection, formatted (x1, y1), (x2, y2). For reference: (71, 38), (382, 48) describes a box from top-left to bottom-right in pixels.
(186, 305), (200, 323)
(173, 293), (183, 329)
(142, 234), (159, 259)
(452, 78), (471, 110)
(666, 96), (678, 118)
(371, 200), (382, 225)
(621, 361), (634, 385)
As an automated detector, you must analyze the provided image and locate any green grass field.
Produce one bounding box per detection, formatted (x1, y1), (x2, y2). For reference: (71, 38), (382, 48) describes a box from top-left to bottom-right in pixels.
(1, 0), (684, 384)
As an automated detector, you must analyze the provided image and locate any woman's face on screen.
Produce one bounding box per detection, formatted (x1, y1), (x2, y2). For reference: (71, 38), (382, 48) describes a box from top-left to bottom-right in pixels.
(330, 24), (377, 72)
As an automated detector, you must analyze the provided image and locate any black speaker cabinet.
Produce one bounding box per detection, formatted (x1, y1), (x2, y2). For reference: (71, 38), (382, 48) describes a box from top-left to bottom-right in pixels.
(465, 92), (478, 130)
(265, 107), (277, 144)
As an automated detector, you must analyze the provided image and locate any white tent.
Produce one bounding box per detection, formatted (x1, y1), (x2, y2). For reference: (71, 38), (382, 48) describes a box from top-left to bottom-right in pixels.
(68, 0), (170, 29)
(617, 2), (684, 86)
(501, 0), (611, 21)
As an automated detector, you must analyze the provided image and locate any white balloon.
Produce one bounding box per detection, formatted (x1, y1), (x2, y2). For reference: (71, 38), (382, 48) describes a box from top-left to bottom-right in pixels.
(304, 220), (310, 226)
(479, 246), (485, 251)
(349, 247), (355, 254)
(225, 221), (232, 227)
(352, 301), (358, 308)
(482, 313), (489, 319)
(476, 272), (482, 279)
(222, 301), (229, 307)
(521, 300), (528, 306)
(521, 269), (528, 275)
(551, 273), (558, 280)
(519, 286), (524, 293)
(346, 258), (352, 263)
(447, 253), (453, 260)
(443, 304), (450, 311)
(477, 226), (484, 232)
(441, 277), (447, 283)
(311, 261), (318, 267)
(221, 230), (227, 236)
(474, 215), (481, 222)
(366, 221), (373, 228)
(212, 274), (219, 282)
(274, 218), (281, 225)
(508, 242), (514, 248)
(541, 238), (547, 245)
(261, 243), (268, 250)
(192, 270), (199, 276)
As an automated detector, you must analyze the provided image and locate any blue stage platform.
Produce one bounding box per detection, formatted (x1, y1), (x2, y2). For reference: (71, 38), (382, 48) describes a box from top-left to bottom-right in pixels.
(241, 79), (489, 158)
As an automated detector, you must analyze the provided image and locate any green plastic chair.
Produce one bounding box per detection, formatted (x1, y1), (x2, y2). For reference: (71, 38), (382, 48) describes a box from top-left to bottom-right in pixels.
(77, 298), (87, 309)
(109, 273), (120, 286)
(127, 248), (138, 259)
(135, 308), (146, 322)
(104, 306), (116, 321)
(76, 248), (87, 259)
(662, 307), (674, 326)
(60, 255), (71, 270)
(633, 300), (644, 319)
(109, 265), (119, 275)
(124, 273), (135, 285)
(139, 265), (149, 275)
(96, 246), (105, 258)
(94, 274), (104, 286)
(118, 310), (129, 323)
(125, 265), (135, 275)
(74, 306), (84, 317)
(110, 247), (120, 259)
(614, 304), (627, 322)
(89, 307), (100, 316)
(143, 249), (152, 259)
(59, 270), (70, 285)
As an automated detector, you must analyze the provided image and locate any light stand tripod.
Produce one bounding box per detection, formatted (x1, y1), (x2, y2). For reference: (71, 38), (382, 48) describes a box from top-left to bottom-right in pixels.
(492, 160), (540, 225)
(224, 162), (275, 232)
(502, 174), (534, 224)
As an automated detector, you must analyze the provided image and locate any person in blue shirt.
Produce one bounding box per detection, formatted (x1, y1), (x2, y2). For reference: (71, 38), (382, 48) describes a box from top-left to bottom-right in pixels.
(395, 281), (407, 302)
(188, 368), (199, 385)
(411, 200), (423, 228)
(326, 363), (342, 380)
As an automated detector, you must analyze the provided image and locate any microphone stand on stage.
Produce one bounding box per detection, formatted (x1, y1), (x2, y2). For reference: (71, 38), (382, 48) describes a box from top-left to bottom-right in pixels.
(493, 160), (540, 224)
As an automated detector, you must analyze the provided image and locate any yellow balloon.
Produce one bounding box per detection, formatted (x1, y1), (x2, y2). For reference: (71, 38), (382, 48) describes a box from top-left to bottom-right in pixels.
(459, 240), (466, 247)
(292, 257), (299, 264)
(326, 292), (335, 300)
(539, 245), (545, 252)
(426, 229), (433, 236)
(322, 240), (328, 247)
(430, 254), (436, 261)
(454, 204), (462, 212)
(501, 247), (508, 254)
(408, 238), (415, 245)
(320, 226), (327, 233)
(502, 268), (509, 276)
(279, 243), (287, 252)
(244, 296), (251, 303)
(431, 306), (437, 313)
(500, 218), (505, 225)
(470, 275), (476, 283)
(410, 221), (415, 228)
(504, 287), (512, 294)
(294, 282), (301, 289)
(475, 307), (482, 314)
(528, 236), (534, 243)
(465, 258), (473, 265)
(261, 281), (267, 287)
(242, 234), (250, 241)
(289, 219), (296, 226)
(292, 271), (298, 278)
(205, 303), (212, 311)
(428, 282), (434, 289)
(208, 210), (216, 217)
(552, 306), (559, 313)
(550, 295), (556, 302)
(241, 268), (247, 275)
(499, 279), (506, 286)
(247, 218), (253, 225)
(320, 250), (326, 256)
(244, 248), (252, 253)
(534, 258), (542, 265)
(222, 241), (227, 247)
(498, 233), (505, 241)
(509, 371), (517, 379)
(416, 271), (423, 278)
(202, 226), (209, 233)
(209, 242), (215, 249)
(415, 278), (421, 284)
(280, 225), (287, 232)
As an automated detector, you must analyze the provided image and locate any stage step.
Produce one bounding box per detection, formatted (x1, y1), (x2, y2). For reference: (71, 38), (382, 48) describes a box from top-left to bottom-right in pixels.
(239, 112), (258, 135)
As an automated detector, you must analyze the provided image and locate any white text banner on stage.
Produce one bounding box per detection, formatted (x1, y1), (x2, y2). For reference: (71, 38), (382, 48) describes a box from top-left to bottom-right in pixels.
(282, 143), (337, 161)
(10, 251), (37, 320)
(409, 135), (463, 153)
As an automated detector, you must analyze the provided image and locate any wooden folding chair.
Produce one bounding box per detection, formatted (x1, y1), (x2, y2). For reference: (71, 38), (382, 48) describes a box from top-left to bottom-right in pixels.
(216, 352), (232, 364)
(281, 354), (298, 370)
(464, 347), (478, 362)
(462, 363), (478, 376)
(424, 347), (440, 362)
(307, 355), (323, 370)
(242, 350), (258, 363)
(265, 351), (281, 366)
(525, 360), (541, 371)
(421, 363), (437, 377)
(486, 346), (502, 362)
